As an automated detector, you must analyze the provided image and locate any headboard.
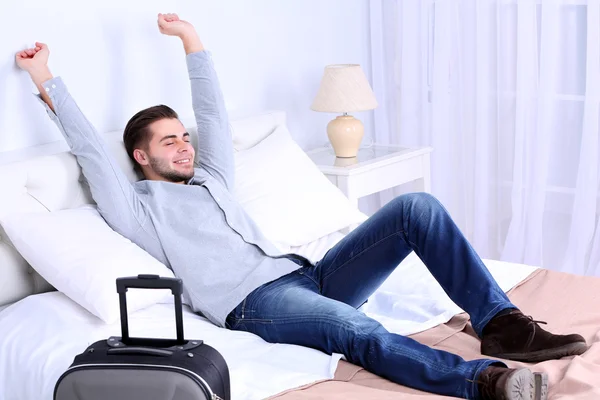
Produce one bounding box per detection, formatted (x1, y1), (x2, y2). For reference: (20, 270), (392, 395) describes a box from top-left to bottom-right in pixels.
(0, 110), (287, 307)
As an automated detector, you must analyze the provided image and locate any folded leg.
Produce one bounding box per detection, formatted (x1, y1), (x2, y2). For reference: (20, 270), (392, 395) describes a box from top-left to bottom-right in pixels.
(312, 192), (515, 336)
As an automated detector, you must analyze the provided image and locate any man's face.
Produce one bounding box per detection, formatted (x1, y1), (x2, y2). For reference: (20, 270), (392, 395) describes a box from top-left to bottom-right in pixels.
(135, 118), (196, 183)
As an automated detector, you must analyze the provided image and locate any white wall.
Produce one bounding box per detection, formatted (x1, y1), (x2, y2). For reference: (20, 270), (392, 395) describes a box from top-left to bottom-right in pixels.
(0, 0), (373, 153)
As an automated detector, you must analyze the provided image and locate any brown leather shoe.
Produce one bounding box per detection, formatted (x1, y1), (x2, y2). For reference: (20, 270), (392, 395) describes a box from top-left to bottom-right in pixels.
(477, 366), (548, 400)
(481, 309), (588, 362)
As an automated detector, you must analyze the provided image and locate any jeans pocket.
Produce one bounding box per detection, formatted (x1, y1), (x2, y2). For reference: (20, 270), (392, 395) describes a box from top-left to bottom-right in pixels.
(226, 297), (246, 329)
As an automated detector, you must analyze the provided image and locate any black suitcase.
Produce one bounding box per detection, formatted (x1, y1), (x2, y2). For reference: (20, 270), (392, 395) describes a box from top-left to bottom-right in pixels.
(54, 274), (230, 400)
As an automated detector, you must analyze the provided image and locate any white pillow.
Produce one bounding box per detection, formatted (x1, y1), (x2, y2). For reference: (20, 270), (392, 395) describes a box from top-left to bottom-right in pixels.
(0, 205), (174, 323)
(233, 124), (367, 248)
(229, 110), (287, 151)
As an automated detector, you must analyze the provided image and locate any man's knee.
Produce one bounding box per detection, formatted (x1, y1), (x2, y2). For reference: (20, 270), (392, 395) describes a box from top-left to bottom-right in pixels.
(389, 192), (441, 217)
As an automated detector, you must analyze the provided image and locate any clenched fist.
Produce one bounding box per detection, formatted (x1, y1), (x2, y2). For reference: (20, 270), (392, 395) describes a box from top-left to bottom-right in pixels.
(157, 13), (195, 38)
(158, 12), (204, 54)
(16, 42), (50, 73)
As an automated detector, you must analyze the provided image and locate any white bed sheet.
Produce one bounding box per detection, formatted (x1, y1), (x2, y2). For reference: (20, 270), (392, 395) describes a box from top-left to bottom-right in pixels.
(361, 253), (539, 335)
(0, 229), (538, 400)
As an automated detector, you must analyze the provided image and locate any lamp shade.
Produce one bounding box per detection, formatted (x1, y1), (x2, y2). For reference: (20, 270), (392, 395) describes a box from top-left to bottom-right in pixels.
(311, 64), (378, 113)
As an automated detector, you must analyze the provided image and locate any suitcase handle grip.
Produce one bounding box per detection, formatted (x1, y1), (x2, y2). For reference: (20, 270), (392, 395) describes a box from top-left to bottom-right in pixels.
(116, 274), (183, 295)
(107, 346), (174, 357)
(116, 275), (185, 346)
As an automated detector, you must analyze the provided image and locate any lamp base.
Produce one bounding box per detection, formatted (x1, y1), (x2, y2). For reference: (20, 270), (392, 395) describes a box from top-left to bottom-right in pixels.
(327, 115), (364, 158)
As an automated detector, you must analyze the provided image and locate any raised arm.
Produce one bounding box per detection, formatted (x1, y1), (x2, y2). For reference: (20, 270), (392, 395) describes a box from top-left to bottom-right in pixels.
(16, 43), (146, 236)
(158, 13), (234, 190)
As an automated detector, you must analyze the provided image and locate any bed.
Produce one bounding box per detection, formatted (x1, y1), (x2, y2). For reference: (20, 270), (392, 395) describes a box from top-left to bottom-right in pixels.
(1, 111), (599, 400)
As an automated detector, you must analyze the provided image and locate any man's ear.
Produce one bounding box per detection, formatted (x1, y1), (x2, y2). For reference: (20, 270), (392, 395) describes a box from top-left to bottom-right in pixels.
(133, 149), (150, 166)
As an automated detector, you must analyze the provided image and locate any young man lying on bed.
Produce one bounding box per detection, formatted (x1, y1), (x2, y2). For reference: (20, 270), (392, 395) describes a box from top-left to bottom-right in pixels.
(16, 13), (587, 400)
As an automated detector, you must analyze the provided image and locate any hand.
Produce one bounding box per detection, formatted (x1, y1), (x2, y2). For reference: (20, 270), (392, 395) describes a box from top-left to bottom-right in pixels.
(15, 42), (50, 73)
(17, 42), (54, 112)
(157, 13), (195, 38)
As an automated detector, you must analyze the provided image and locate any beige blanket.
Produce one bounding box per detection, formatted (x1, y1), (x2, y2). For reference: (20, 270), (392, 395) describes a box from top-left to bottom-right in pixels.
(270, 269), (600, 400)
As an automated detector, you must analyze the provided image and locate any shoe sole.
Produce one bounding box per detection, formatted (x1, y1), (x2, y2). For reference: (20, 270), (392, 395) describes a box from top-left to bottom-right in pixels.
(492, 341), (588, 363)
(534, 372), (549, 400)
(504, 369), (548, 400)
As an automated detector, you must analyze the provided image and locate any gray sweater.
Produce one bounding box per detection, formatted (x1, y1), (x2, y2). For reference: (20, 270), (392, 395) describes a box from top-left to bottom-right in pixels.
(36, 51), (307, 327)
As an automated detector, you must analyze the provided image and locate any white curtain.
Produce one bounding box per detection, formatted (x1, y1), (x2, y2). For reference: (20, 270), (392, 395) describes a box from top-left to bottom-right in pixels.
(369, 0), (600, 276)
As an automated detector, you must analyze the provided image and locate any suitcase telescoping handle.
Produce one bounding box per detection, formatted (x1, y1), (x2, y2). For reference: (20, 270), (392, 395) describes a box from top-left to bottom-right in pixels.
(116, 274), (185, 346)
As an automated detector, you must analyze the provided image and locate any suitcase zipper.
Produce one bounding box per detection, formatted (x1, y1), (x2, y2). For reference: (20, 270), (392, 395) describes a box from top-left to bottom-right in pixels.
(61, 363), (222, 399)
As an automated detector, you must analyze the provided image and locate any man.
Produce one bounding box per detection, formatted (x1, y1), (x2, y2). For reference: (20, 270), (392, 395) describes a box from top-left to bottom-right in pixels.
(16, 13), (587, 400)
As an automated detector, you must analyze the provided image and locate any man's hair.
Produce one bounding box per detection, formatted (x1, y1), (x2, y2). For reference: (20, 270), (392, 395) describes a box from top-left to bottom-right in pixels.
(123, 104), (179, 168)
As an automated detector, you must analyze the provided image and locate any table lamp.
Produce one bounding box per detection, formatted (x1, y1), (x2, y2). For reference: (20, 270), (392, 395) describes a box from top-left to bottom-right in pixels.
(311, 64), (378, 158)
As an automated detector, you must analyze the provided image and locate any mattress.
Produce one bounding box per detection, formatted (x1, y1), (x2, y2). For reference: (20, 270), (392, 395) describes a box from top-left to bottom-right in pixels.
(0, 231), (348, 400)
(0, 292), (341, 400)
(0, 232), (540, 400)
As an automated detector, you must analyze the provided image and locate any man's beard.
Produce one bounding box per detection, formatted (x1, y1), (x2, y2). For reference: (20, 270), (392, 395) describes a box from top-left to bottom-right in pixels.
(149, 156), (194, 183)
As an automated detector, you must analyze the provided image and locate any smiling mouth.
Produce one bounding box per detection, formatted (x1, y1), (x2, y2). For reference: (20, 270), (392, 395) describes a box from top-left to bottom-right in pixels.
(173, 159), (191, 165)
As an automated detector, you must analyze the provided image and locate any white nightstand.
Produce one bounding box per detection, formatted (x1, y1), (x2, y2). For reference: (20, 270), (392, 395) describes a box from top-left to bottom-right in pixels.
(306, 145), (433, 207)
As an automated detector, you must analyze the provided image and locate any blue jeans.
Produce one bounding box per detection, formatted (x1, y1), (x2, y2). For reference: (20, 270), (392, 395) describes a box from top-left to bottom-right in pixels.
(226, 193), (514, 399)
